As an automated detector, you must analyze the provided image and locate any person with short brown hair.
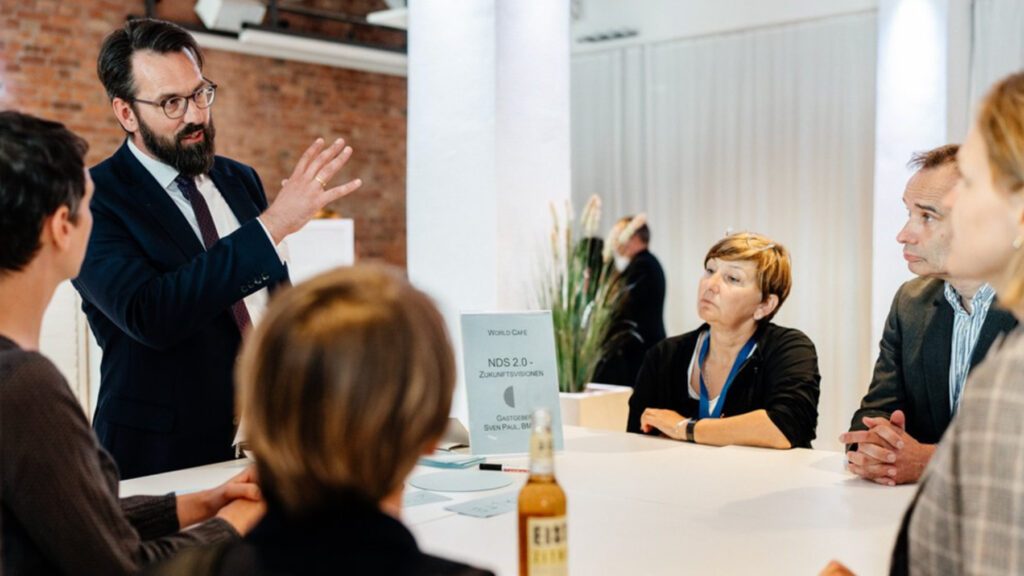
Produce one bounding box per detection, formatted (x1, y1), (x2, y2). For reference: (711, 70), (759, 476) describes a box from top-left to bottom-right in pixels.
(239, 265), (457, 513)
(891, 70), (1024, 575)
(626, 232), (820, 449)
(0, 110), (263, 576)
(148, 265), (492, 575)
(840, 143), (1016, 487)
(908, 143), (960, 171)
(825, 70), (1024, 576)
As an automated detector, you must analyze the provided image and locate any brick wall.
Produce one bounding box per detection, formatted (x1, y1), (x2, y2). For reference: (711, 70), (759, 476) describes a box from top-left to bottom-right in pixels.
(0, 0), (407, 265)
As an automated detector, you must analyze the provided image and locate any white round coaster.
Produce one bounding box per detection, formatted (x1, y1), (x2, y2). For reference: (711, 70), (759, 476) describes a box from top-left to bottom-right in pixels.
(408, 470), (515, 492)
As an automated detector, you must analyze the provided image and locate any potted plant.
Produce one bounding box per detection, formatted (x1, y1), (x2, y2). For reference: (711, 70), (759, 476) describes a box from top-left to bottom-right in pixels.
(537, 195), (635, 429)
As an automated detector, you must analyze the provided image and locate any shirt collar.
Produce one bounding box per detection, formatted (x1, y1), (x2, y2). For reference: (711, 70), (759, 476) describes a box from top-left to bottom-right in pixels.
(126, 137), (180, 191)
(944, 281), (996, 315)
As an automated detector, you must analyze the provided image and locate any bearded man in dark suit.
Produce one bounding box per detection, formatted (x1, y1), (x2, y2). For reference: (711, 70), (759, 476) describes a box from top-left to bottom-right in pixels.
(75, 19), (362, 478)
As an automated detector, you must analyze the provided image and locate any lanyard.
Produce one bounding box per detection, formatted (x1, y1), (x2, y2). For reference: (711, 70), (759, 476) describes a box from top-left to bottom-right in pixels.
(698, 332), (757, 419)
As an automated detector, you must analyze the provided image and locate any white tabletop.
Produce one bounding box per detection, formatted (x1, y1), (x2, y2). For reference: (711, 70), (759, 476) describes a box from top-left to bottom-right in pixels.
(122, 426), (915, 575)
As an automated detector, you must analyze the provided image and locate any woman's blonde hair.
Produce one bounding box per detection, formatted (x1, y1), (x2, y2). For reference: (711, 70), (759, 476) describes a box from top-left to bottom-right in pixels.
(704, 232), (792, 323)
(237, 264), (455, 513)
(977, 72), (1024, 310)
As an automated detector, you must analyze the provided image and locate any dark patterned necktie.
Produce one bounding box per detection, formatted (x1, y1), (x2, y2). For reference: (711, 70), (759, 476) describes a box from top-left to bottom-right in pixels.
(175, 174), (252, 334)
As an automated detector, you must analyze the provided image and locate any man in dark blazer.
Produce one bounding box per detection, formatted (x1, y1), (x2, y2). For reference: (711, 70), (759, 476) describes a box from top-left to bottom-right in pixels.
(841, 145), (1016, 486)
(594, 215), (667, 387)
(75, 19), (362, 478)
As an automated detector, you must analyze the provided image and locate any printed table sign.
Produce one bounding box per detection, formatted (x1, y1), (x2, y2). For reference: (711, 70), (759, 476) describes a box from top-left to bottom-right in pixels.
(461, 311), (564, 455)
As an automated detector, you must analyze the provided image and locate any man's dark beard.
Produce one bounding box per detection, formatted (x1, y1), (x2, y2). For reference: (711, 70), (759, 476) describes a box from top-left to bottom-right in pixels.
(137, 117), (217, 178)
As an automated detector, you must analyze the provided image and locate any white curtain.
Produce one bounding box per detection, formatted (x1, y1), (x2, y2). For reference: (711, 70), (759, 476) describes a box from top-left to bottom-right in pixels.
(971, 0), (1024, 113)
(572, 12), (877, 449)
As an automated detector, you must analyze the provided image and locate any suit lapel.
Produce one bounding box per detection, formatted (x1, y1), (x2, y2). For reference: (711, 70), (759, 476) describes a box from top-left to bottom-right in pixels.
(111, 142), (204, 258)
(921, 290), (953, 424)
(209, 166), (260, 225)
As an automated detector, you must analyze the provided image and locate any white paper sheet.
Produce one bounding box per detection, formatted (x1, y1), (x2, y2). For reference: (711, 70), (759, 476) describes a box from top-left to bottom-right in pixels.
(284, 219), (355, 285)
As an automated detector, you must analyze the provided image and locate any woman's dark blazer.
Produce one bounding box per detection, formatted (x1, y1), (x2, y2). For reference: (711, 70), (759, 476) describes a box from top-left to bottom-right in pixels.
(626, 322), (821, 448)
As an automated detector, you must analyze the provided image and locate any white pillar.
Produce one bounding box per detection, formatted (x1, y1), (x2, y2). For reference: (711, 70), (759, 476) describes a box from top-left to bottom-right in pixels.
(407, 0), (571, 423)
(495, 2), (572, 308)
(871, 0), (967, 359)
(945, 0), (973, 143)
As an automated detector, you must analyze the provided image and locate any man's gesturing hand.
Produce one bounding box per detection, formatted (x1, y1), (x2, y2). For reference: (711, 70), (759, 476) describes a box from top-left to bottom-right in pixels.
(261, 137), (362, 244)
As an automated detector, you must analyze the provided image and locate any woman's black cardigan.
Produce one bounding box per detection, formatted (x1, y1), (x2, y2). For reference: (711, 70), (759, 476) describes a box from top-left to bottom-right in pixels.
(626, 322), (821, 448)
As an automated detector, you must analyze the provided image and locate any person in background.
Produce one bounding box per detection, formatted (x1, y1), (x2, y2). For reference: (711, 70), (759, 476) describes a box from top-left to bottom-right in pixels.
(576, 235), (605, 302)
(594, 214), (667, 386)
(840, 145), (1016, 486)
(627, 232), (820, 449)
(0, 110), (264, 576)
(147, 265), (492, 575)
(74, 18), (362, 478)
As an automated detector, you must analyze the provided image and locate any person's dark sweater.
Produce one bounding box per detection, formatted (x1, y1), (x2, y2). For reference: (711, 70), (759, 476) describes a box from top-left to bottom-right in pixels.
(146, 491), (494, 576)
(626, 322), (821, 448)
(0, 335), (235, 575)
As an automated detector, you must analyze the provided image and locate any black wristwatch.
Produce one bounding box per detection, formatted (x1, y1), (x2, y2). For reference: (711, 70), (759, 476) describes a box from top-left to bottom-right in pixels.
(685, 418), (698, 443)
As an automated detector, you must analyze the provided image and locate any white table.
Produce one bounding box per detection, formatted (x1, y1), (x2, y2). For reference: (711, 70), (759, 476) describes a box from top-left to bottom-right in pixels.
(122, 426), (915, 575)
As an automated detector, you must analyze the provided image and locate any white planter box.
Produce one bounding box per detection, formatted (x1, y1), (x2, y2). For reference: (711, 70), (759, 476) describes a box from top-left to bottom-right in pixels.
(559, 383), (633, 431)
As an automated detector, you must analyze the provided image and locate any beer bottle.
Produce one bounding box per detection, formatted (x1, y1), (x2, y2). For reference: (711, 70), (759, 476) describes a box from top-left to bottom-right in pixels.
(518, 408), (567, 576)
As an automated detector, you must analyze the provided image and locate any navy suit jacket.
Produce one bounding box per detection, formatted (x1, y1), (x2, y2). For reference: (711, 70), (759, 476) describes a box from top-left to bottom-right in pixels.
(73, 142), (289, 479)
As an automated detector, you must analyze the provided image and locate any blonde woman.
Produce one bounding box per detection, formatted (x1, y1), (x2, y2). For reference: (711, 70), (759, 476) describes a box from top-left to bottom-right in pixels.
(627, 232), (820, 449)
(149, 265), (492, 575)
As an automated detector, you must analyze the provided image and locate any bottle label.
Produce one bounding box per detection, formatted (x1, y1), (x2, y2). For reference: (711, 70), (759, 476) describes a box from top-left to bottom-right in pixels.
(526, 515), (568, 576)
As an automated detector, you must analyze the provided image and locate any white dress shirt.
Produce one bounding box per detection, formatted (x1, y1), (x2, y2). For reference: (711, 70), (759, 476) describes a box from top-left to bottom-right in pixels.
(126, 138), (282, 327)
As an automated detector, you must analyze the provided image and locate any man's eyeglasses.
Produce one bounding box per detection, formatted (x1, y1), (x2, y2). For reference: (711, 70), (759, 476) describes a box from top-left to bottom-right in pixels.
(132, 80), (218, 119)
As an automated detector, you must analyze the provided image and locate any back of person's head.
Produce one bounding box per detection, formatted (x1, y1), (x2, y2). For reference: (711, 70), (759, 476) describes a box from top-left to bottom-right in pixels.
(617, 215), (650, 245)
(978, 72), (1024, 309)
(0, 111), (88, 275)
(97, 18), (204, 102)
(908, 144), (959, 172)
(237, 265), (455, 514)
(704, 232), (792, 322)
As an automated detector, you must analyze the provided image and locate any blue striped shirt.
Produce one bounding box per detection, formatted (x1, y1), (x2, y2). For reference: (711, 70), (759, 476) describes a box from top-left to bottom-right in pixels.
(944, 282), (997, 415)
